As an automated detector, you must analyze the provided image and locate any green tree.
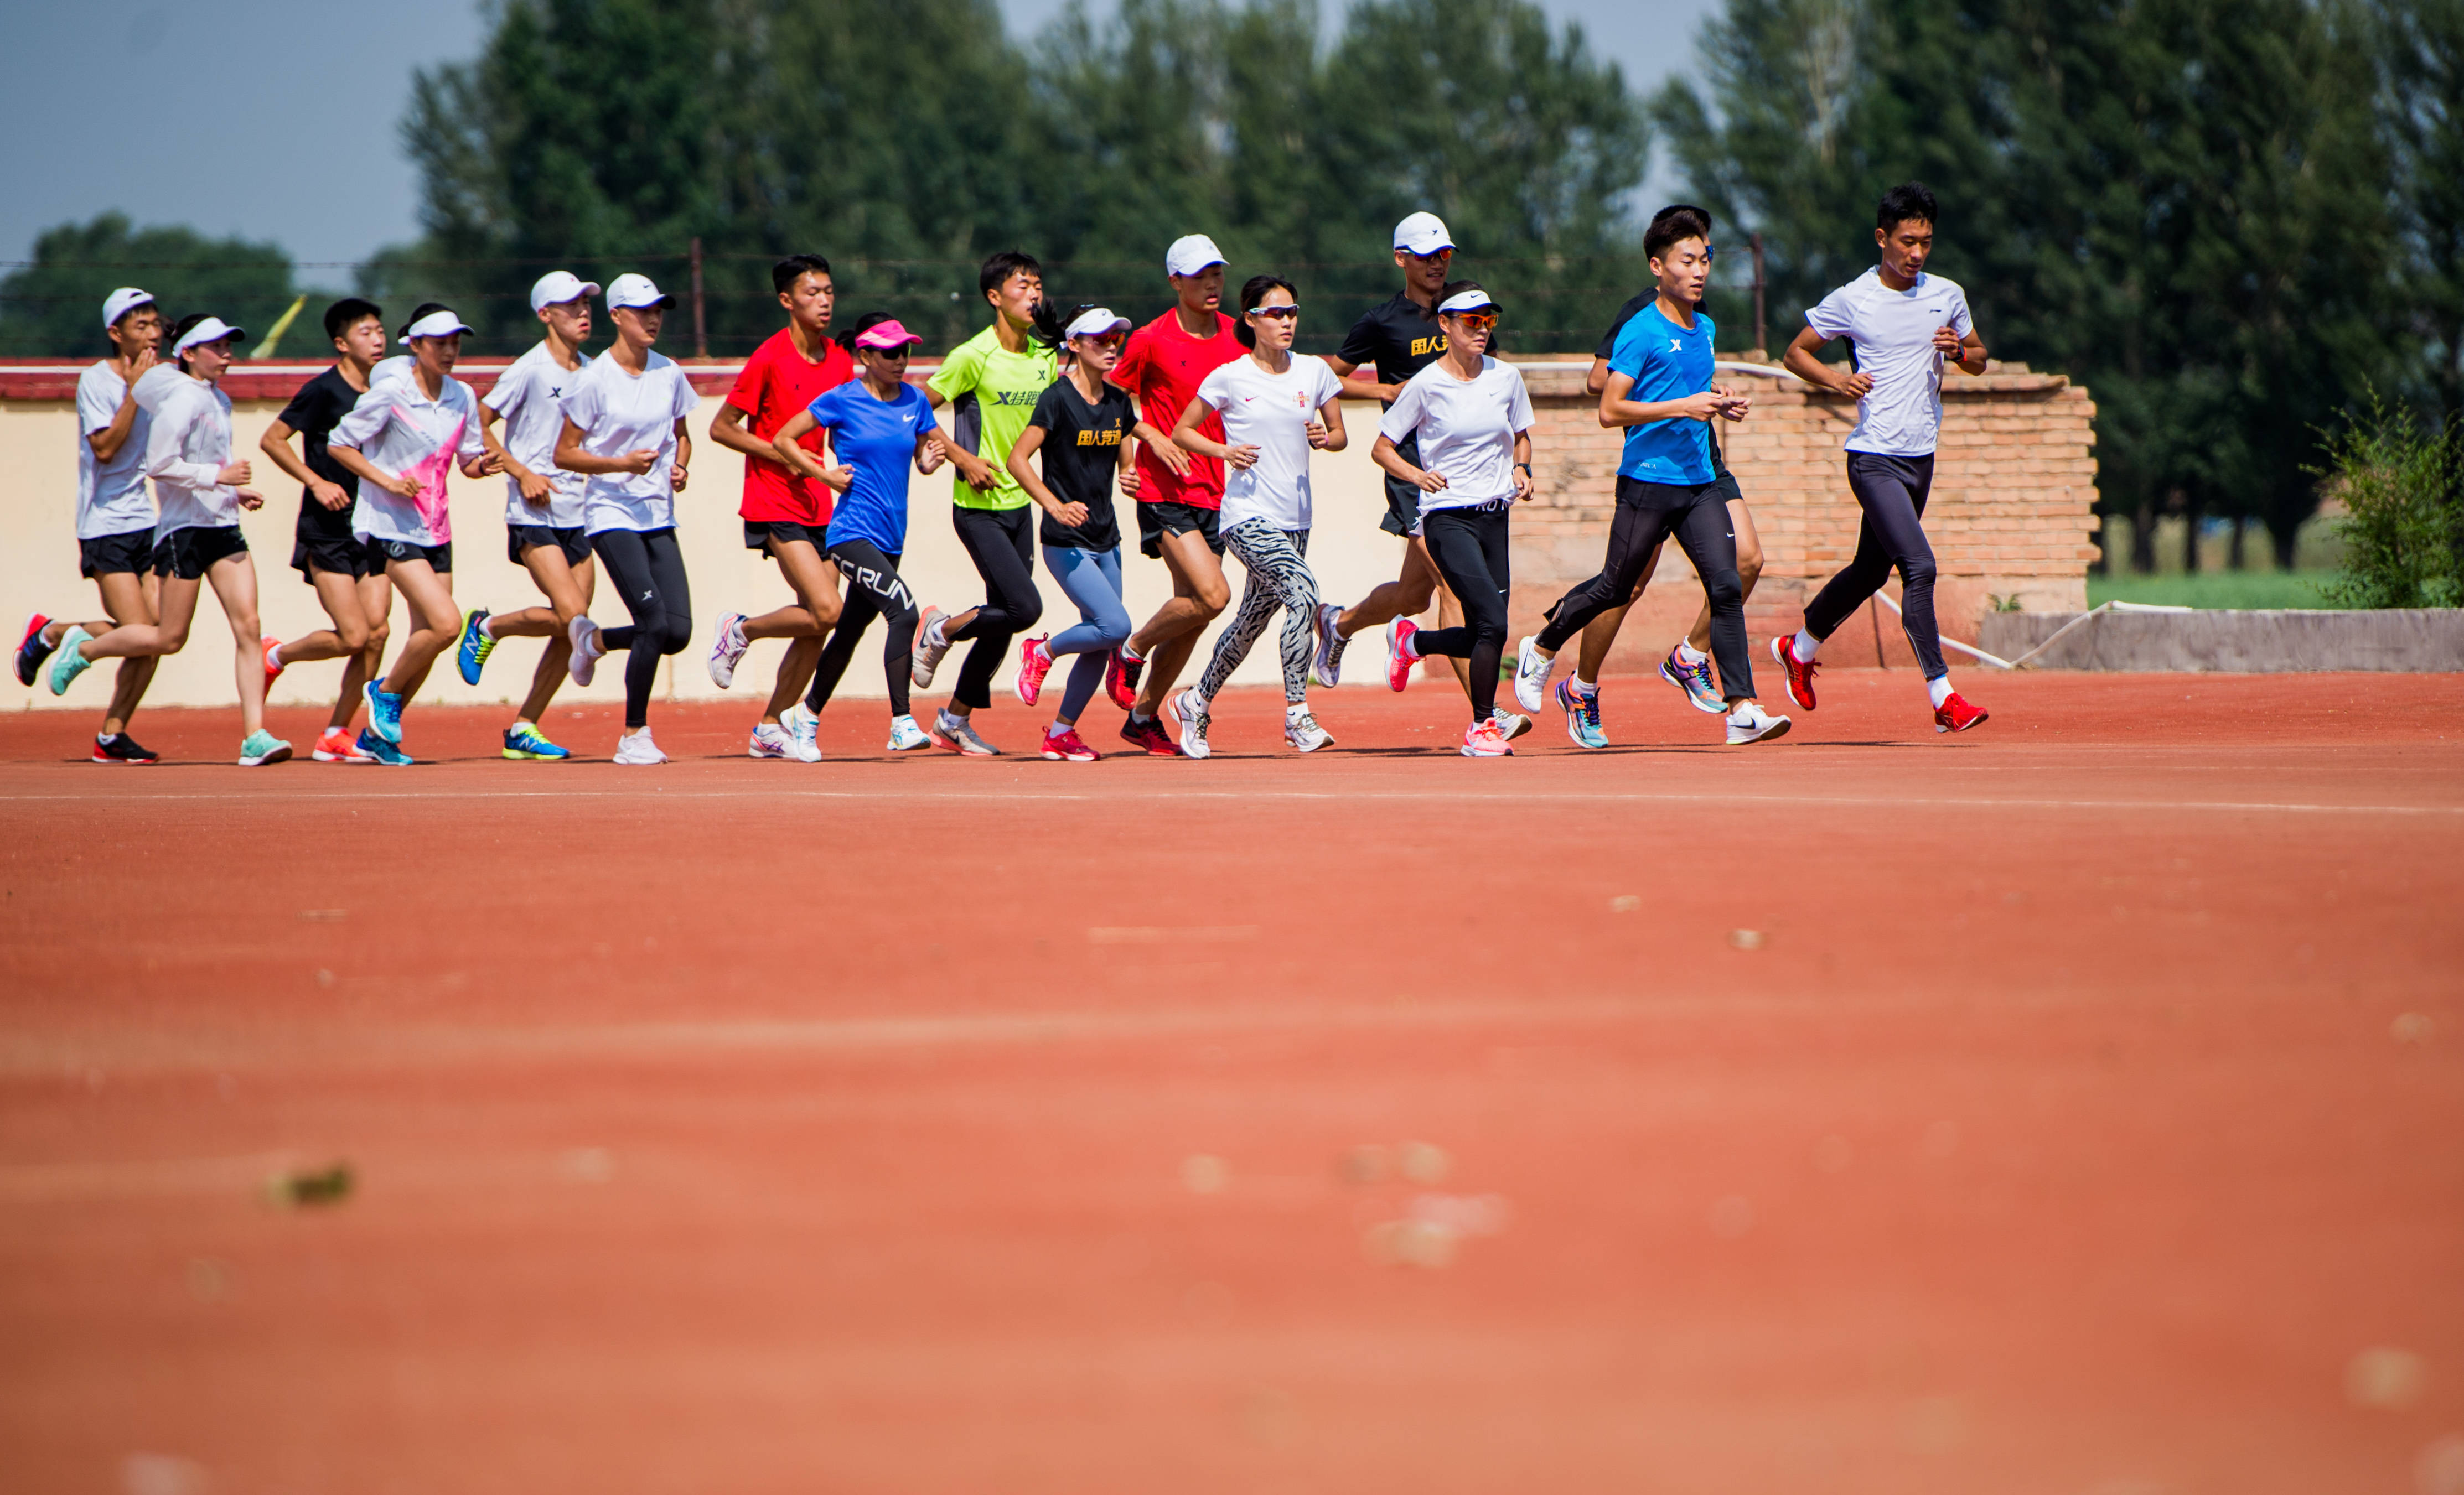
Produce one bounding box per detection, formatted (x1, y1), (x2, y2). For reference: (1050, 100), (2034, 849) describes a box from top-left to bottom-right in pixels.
(2375, 0), (2464, 416)
(0, 213), (302, 357)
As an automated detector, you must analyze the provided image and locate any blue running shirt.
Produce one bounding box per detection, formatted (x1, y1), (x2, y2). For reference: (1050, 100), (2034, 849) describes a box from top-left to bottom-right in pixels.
(1607, 302), (1717, 485)
(807, 379), (931, 554)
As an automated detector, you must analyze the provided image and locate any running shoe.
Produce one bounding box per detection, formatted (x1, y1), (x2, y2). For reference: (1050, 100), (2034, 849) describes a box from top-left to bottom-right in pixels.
(1014, 635), (1054, 706)
(1461, 718), (1514, 757)
(1104, 645), (1143, 712)
(1285, 709), (1335, 753)
(91, 733), (159, 765)
(1041, 724), (1101, 761)
(1934, 692), (1990, 734)
(313, 726), (372, 763)
(749, 721), (792, 759)
(1555, 677), (1608, 749)
(1385, 616), (1420, 693)
(47, 625), (95, 696)
(567, 615), (604, 687)
(262, 636), (288, 694)
(1119, 715), (1181, 757)
(910, 605), (954, 688)
(886, 714), (931, 752)
(1311, 601), (1351, 688)
(355, 729), (413, 766)
(1771, 634), (1819, 710)
(238, 729), (293, 767)
(614, 728), (669, 765)
(363, 681), (406, 744)
(1511, 635), (1554, 713)
(1493, 709), (1534, 742)
(929, 711), (1000, 756)
(1725, 700), (1792, 745)
(708, 612), (749, 688)
(781, 702), (824, 762)
(15, 613), (56, 687)
(455, 608), (496, 686)
(503, 723), (570, 760)
(1170, 688), (1212, 760)
(1659, 646), (1724, 714)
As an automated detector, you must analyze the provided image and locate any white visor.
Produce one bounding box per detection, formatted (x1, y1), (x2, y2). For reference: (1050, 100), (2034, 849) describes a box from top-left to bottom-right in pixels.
(1437, 289), (1496, 315)
(1065, 307), (1132, 340)
(400, 309), (473, 343)
(173, 316), (245, 355)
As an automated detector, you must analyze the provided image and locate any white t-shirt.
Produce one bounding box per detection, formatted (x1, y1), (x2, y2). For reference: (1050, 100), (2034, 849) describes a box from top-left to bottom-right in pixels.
(1377, 356), (1535, 518)
(330, 372), (486, 547)
(1193, 351), (1344, 531)
(136, 370), (240, 538)
(558, 350), (698, 534)
(1804, 267), (1975, 456)
(482, 341), (588, 528)
(75, 361), (156, 539)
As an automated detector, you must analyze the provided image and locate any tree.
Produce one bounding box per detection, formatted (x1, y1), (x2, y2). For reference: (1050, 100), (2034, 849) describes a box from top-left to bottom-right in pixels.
(0, 213), (302, 358)
(2376, 0), (2464, 417)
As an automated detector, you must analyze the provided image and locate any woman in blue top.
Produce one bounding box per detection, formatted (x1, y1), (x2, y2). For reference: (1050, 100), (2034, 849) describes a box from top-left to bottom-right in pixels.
(768, 313), (948, 752)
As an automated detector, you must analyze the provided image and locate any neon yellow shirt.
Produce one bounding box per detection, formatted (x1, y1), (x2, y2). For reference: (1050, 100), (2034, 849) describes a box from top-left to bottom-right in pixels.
(926, 324), (1055, 511)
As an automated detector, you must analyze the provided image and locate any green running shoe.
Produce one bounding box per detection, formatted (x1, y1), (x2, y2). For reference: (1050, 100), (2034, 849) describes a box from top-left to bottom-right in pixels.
(238, 729), (293, 766)
(46, 625), (95, 695)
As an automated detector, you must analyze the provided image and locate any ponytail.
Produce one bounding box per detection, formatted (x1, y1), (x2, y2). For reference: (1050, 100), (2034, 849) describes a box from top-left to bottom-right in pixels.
(1233, 274), (1297, 350)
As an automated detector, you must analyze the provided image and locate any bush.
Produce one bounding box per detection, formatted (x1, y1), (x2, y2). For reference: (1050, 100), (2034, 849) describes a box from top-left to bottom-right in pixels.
(2315, 395), (2463, 609)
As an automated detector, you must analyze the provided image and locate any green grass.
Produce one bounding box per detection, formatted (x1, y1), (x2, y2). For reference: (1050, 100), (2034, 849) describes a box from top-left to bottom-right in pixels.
(2085, 571), (2339, 610)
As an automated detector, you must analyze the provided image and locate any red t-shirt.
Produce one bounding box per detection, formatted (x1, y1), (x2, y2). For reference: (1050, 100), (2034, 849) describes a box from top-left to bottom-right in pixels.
(1110, 309), (1243, 510)
(728, 328), (856, 525)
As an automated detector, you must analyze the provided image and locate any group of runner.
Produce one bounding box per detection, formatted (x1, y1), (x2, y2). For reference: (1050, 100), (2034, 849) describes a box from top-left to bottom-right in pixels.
(13, 183), (1989, 764)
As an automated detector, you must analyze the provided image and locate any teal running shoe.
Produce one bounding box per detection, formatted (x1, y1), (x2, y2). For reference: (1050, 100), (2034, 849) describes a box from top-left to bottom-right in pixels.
(502, 722), (570, 760)
(886, 714), (931, 751)
(238, 729), (293, 766)
(355, 728), (413, 766)
(1658, 645), (1726, 714)
(456, 608), (496, 685)
(47, 625), (95, 696)
(364, 681), (405, 743)
(1555, 677), (1608, 749)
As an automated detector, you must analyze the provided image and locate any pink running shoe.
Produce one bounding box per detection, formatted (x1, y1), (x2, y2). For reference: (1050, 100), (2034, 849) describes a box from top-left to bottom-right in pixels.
(1386, 616), (1420, 693)
(1459, 717), (1513, 757)
(1040, 724), (1101, 761)
(1014, 635), (1054, 705)
(1104, 645), (1142, 712)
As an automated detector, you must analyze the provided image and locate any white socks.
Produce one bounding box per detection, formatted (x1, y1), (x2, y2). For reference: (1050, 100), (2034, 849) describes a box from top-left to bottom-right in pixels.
(1928, 674), (1953, 708)
(1569, 675), (1598, 697)
(1792, 627), (1819, 662)
(924, 616), (949, 647)
(1118, 640), (1145, 663)
(480, 614), (501, 640)
(1675, 641), (1707, 665)
(1285, 701), (1308, 723)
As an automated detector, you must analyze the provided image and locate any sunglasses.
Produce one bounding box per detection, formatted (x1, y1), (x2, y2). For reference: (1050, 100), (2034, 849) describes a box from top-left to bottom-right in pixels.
(1451, 312), (1499, 331)
(1409, 247), (1454, 263)
(1248, 304), (1300, 321)
(865, 344), (914, 357)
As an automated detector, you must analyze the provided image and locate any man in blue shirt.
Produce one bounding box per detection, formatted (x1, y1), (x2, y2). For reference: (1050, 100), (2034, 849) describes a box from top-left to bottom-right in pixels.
(1510, 206), (1790, 745)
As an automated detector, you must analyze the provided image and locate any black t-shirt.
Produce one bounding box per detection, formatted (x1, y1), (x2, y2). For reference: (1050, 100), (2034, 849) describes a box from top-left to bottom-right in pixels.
(1597, 292), (1726, 474)
(276, 366), (367, 542)
(1025, 376), (1133, 551)
(1337, 293), (1450, 407)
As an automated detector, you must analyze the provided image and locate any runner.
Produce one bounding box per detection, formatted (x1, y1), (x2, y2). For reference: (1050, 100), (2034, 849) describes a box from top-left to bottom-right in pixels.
(909, 250), (1056, 755)
(256, 297), (393, 762)
(455, 269), (602, 761)
(324, 304), (495, 766)
(764, 313), (948, 749)
(1371, 283), (1535, 757)
(1005, 307), (1174, 762)
(552, 274), (701, 765)
(703, 253), (853, 762)
(16, 288), (168, 763)
(50, 315), (291, 765)
(1509, 207), (1790, 746)
(1164, 275), (1347, 760)
(1104, 233), (1238, 756)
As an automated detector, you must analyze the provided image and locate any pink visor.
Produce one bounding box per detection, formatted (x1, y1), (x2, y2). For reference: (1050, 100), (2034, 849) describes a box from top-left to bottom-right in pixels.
(854, 319), (923, 351)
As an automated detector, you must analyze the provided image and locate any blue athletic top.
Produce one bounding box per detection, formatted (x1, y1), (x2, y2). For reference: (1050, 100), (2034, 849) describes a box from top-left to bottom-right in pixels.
(808, 378), (931, 554)
(1607, 302), (1717, 485)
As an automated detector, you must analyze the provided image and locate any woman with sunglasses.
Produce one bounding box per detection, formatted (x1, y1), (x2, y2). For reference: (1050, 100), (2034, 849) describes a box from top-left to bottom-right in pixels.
(1164, 276), (1347, 759)
(765, 314), (949, 751)
(1374, 283), (1535, 757)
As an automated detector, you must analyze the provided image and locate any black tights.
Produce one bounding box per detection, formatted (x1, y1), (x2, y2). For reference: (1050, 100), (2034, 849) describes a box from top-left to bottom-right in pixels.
(944, 506), (1043, 710)
(590, 527), (692, 728)
(1414, 505), (1510, 720)
(811, 539), (919, 717)
(1538, 475), (1754, 700)
(1802, 453), (1945, 679)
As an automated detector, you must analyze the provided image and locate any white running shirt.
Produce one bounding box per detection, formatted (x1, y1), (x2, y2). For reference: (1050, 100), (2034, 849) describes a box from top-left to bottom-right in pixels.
(1377, 355), (1534, 518)
(137, 369), (240, 538)
(1192, 351), (1344, 531)
(482, 341), (588, 528)
(75, 361), (156, 539)
(331, 371), (487, 546)
(1804, 267), (1975, 457)
(558, 350), (698, 534)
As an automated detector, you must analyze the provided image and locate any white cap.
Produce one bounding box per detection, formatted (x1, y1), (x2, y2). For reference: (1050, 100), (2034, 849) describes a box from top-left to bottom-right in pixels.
(1393, 212), (1454, 256)
(605, 273), (675, 311)
(1164, 234), (1227, 278)
(400, 309), (473, 344)
(530, 270), (602, 313)
(1436, 287), (1496, 314)
(101, 287), (156, 329)
(172, 316), (245, 355)
(1064, 307), (1133, 340)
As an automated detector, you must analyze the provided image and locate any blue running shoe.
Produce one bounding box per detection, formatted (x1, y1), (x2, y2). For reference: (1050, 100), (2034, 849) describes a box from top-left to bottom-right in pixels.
(456, 608), (496, 685)
(1658, 645), (1725, 714)
(1555, 677), (1608, 749)
(364, 681), (405, 744)
(355, 728), (413, 766)
(502, 722), (569, 760)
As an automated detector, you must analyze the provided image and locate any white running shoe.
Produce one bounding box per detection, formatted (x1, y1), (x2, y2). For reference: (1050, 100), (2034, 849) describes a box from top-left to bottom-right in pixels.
(886, 714), (931, 751)
(614, 726), (668, 765)
(1513, 635), (1555, 713)
(910, 606), (953, 688)
(1461, 718), (1514, 757)
(1309, 601), (1349, 688)
(708, 611), (750, 688)
(748, 721), (792, 759)
(781, 703), (823, 762)
(1492, 709), (1533, 741)
(929, 711), (1001, 756)
(1285, 709), (1335, 752)
(1171, 688), (1212, 760)
(1724, 700), (1792, 745)
(568, 616), (605, 687)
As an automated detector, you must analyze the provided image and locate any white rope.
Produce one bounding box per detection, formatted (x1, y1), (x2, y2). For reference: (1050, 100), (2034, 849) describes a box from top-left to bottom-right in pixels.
(1868, 594), (2191, 670)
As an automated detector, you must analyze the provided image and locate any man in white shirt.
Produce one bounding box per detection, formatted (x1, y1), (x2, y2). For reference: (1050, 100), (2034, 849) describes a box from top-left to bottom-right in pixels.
(1775, 181), (1994, 734)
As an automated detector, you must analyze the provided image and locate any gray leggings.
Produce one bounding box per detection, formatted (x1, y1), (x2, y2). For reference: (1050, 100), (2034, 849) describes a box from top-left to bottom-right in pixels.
(1200, 520), (1317, 702)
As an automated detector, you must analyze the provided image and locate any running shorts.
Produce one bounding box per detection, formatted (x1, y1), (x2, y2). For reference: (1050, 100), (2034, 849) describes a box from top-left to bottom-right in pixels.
(743, 520), (820, 557)
(1137, 500), (1225, 560)
(151, 525), (250, 580)
(292, 532), (380, 580)
(508, 525), (591, 568)
(372, 538), (453, 572)
(79, 530), (153, 579)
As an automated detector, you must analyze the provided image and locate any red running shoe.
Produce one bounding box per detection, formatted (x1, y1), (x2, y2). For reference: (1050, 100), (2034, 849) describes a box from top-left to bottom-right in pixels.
(1771, 632), (1820, 710)
(262, 636), (287, 693)
(15, 612), (56, 687)
(1041, 724), (1101, 761)
(1014, 635), (1054, 706)
(1104, 645), (1143, 712)
(1118, 715), (1181, 757)
(1934, 692), (1989, 733)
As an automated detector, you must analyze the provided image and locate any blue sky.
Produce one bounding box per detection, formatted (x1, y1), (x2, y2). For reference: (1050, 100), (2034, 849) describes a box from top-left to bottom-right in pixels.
(0, 0), (1717, 271)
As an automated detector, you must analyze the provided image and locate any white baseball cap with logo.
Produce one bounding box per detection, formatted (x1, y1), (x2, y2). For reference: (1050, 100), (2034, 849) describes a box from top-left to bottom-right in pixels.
(1393, 212), (1455, 256)
(1164, 234), (1228, 278)
(101, 287), (156, 329)
(605, 273), (676, 311)
(530, 269), (602, 312)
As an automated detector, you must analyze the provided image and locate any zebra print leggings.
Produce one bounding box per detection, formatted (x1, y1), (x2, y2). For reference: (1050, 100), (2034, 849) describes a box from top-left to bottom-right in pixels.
(1200, 520), (1317, 702)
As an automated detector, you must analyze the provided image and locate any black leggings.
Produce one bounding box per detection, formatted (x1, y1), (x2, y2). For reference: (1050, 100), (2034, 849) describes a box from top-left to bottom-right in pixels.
(590, 527), (692, 728)
(1415, 505), (1510, 720)
(811, 538), (919, 717)
(944, 505), (1043, 710)
(1538, 475), (1753, 700)
(1802, 453), (1945, 679)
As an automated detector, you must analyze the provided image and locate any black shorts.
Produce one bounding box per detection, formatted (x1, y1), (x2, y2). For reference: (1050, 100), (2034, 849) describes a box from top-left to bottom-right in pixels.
(1137, 500), (1225, 560)
(151, 526), (249, 580)
(743, 520), (822, 557)
(292, 532), (379, 580)
(1710, 466), (1745, 507)
(79, 530), (153, 579)
(508, 525), (591, 568)
(1379, 431), (1427, 536)
(372, 538), (453, 572)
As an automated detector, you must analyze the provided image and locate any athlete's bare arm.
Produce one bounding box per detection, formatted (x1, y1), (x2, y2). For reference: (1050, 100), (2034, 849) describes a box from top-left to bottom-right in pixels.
(1783, 326), (1871, 398)
(1323, 355), (1394, 404)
